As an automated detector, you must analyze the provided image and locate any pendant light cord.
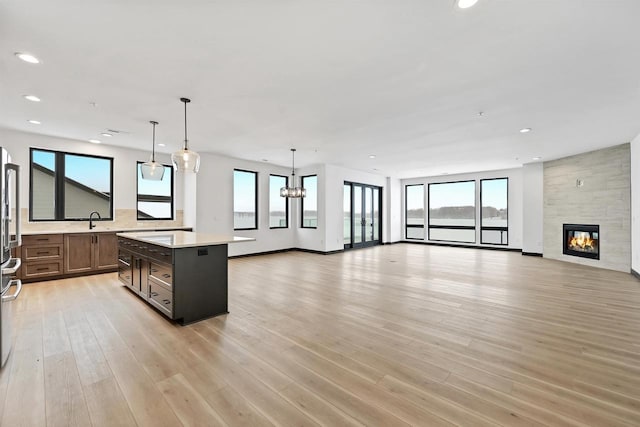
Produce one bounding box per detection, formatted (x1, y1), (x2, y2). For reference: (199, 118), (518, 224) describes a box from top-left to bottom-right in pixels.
(291, 148), (296, 178)
(180, 97), (191, 150)
(151, 121), (156, 161)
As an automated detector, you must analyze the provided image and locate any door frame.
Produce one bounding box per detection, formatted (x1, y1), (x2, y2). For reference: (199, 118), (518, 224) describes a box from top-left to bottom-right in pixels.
(344, 181), (383, 250)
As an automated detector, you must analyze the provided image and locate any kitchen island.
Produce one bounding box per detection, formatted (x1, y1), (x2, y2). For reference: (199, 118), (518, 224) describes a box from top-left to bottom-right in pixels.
(116, 230), (254, 324)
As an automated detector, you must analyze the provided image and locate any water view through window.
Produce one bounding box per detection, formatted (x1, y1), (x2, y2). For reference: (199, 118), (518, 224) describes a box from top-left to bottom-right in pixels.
(234, 169), (257, 230)
(481, 178), (508, 244)
(301, 175), (317, 228)
(269, 175), (288, 228)
(405, 184), (424, 239)
(428, 181), (475, 243)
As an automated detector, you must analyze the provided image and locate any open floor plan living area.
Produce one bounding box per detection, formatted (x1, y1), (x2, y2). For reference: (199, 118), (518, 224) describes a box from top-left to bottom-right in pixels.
(0, 1), (639, 426)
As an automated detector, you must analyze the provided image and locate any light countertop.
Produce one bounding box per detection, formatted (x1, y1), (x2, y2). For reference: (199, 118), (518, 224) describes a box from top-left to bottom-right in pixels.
(117, 230), (255, 249)
(22, 226), (192, 236)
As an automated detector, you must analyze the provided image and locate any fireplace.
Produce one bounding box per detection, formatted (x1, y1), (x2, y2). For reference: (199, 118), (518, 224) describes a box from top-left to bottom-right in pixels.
(563, 224), (599, 260)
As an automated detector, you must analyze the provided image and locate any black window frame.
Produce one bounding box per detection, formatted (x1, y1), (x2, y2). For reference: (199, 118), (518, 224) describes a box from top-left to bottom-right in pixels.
(233, 169), (258, 231)
(269, 174), (289, 229)
(428, 179), (476, 244)
(135, 161), (174, 221)
(300, 174), (318, 229)
(29, 147), (114, 222)
(405, 184), (425, 240)
(480, 177), (509, 245)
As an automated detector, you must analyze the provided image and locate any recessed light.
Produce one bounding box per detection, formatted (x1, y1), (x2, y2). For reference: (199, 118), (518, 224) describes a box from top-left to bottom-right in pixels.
(88, 139), (101, 144)
(158, 143), (166, 147)
(456, 0), (479, 9)
(519, 128), (532, 133)
(532, 156), (542, 161)
(15, 52), (40, 64)
(100, 132), (112, 137)
(23, 95), (41, 102)
(27, 120), (41, 125)
(262, 158), (269, 162)
(369, 155), (376, 159)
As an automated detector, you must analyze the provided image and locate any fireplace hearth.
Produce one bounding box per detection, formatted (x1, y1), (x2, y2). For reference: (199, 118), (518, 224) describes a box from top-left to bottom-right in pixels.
(563, 224), (599, 260)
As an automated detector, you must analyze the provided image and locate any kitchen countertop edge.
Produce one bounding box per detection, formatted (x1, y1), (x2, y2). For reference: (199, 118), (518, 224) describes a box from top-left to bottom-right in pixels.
(117, 230), (255, 249)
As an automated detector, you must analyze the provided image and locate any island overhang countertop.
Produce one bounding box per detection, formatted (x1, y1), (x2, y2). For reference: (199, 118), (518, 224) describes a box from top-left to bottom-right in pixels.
(116, 230), (255, 249)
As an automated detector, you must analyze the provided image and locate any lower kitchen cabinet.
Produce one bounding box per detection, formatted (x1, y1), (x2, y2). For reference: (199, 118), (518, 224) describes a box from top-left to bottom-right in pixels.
(64, 232), (119, 274)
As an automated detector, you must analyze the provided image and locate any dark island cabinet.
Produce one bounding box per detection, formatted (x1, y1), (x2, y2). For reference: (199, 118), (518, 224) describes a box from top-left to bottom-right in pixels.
(117, 236), (228, 324)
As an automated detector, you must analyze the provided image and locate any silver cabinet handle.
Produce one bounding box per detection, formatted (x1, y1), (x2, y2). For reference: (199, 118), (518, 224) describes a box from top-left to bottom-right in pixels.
(6, 163), (21, 248)
(2, 257), (21, 275)
(2, 279), (22, 302)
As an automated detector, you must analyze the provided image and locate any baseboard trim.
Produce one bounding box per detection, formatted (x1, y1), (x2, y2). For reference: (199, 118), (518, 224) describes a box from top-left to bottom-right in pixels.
(632, 268), (640, 281)
(522, 252), (543, 257)
(295, 248), (345, 255)
(402, 240), (522, 253)
(228, 247), (344, 259)
(228, 248), (294, 259)
(383, 241), (402, 245)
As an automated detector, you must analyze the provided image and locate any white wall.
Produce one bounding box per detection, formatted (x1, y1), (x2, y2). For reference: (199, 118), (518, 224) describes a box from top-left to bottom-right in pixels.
(195, 152), (297, 256)
(631, 134), (640, 274)
(401, 168), (524, 250)
(0, 128), (184, 215)
(522, 163), (544, 254)
(323, 165), (390, 252)
(387, 177), (402, 243)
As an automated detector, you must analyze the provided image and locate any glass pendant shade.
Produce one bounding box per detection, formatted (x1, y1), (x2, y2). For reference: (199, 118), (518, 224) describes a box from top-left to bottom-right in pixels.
(280, 148), (305, 198)
(141, 121), (165, 181)
(171, 148), (200, 173)
(172, 97), (200, 173)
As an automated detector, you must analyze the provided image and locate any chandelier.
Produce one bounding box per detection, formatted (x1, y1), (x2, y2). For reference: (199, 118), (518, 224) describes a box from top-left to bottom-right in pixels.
(280, 148), (306, 198)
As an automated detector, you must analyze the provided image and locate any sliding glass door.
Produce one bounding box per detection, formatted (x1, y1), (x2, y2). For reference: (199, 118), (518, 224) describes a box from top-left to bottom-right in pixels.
(344, 182), (382, 249)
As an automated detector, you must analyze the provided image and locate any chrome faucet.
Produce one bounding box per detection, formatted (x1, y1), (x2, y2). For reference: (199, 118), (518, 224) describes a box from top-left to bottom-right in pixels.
(89, 211), (101, 230)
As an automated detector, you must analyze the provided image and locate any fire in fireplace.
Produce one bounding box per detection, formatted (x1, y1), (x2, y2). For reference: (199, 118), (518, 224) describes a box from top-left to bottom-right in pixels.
(563, 224), (599, 260)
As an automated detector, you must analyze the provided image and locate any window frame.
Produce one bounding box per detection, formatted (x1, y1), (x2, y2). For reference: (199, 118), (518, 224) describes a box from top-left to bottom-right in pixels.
(29, 147), (114, 221)
(480, 177), (509, 245)
(405, 184), (425, 240)
(427, 179), (476, 244)
(300, 174), (318, 229)
(135, 161), (174, 221)
(233, 168), (258, 231)
(269, 174), (289, 229)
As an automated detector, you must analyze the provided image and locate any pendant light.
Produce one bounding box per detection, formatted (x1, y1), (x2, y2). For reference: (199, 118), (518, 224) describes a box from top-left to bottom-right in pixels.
(280, 148), (306, 198)
(140, 121), (165, 181)
(172, 97), (200, 173)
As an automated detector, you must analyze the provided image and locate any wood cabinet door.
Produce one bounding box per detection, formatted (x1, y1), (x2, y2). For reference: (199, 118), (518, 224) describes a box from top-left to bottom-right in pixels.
(95, 233), (118, 270)
(64, 234), (94, 273)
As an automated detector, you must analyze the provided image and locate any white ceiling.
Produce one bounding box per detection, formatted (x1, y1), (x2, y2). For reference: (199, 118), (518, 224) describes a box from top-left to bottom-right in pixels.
(1, 1), (639, 178)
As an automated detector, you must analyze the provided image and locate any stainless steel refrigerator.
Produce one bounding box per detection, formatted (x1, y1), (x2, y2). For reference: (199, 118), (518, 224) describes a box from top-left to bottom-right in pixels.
(0, 148), (21, 368)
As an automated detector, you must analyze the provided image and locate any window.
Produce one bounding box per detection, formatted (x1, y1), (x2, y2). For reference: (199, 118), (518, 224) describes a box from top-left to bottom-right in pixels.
(234, 169), (257, 230)
(481, 178), (508, 245)
(136, 162), (173, 220)
(301, 175), (317, 228)
(30, 148), (113, 221)
(405, 184), (425, 239)
(428, 180), (476, 243)
(269, 175), (288, 228)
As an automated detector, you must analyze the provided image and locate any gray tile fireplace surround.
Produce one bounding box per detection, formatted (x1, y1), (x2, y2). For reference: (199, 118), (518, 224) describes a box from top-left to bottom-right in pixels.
(543, 144), (630, 273)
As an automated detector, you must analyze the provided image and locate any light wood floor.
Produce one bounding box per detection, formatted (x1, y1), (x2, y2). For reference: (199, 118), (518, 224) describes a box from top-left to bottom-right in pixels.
(1, 244), (639, 426)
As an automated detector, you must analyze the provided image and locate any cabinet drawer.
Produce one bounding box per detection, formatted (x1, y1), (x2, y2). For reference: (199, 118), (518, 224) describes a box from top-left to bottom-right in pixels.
(24, 244), (63, 261)
(118, 260), (132, 286)
(23, 234), (63, 245)
(148, 261), (172, 288)
(147, 244), (172, 264)
(148, 282), (173, 317)
(24, 261), (63, 278)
